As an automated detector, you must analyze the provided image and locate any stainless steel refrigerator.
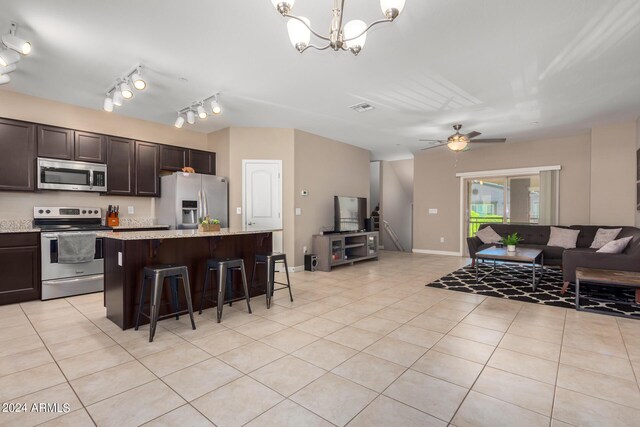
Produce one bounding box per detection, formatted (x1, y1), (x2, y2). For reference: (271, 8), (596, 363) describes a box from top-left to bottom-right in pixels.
(157, 173), (228, 229)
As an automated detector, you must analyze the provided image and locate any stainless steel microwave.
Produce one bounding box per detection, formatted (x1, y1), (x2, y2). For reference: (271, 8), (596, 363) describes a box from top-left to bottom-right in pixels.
(37, 158), (107, 192)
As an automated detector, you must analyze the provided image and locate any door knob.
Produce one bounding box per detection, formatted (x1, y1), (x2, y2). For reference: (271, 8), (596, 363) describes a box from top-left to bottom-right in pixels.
(247, 222), (254, 226)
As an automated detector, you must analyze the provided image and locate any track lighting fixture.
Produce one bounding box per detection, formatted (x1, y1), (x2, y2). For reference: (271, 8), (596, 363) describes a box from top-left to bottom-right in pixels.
(2, 33), (31, 55)
(197, 105), (207, 119)
(0, 74), (10, 85)
(101, 65), (147, 111)
(120, 81), (133, 99)
(0, 48), (20, 67)
(0, 23), (31, 85)
(173, 93), (223, 128)
(0, 64), (16, 74)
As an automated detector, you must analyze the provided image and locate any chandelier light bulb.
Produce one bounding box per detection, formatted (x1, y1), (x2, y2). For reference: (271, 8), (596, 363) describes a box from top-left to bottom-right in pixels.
(174, 115), (185, 128)
(186, 110), (195, 124)
(120, 81), (133, 99)
(344, 20), (368, 54)
(197, 105), (207, 119)
(0, 74), (10, 85)
(103, 96), (114, 112)
(131, 71), (146, 90)
(210, 100), (221, 115)
(380, 0), (406, 19)
(0, 48), (20, 67)
(112, 90), (124, 106)
(287, 17), (311, 51)
(2, 33), (31, 55)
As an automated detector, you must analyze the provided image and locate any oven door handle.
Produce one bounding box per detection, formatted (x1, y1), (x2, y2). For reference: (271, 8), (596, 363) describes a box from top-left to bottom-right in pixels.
(41, 233), (60, 239)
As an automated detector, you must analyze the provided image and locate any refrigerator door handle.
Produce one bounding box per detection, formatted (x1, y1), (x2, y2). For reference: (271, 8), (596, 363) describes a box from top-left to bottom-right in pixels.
(202, 191), (209, 218)
(197, 190), (202, 220)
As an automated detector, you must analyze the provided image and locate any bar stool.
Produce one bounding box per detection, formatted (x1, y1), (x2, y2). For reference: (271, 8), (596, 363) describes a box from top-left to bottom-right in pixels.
(200, 258), (252, 323)
(250, 253), (293, 309)
(134, 264), (196, 342)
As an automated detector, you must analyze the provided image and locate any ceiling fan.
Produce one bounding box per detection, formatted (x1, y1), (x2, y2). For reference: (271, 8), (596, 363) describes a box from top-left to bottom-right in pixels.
(420, 124), (507, 152)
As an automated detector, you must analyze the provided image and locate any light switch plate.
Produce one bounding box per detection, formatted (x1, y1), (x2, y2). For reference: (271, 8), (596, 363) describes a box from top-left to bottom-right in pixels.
(295, 208), (302, 216)
(236, 207), (242, 215)
(128, 206), (134, 214)
(429, 208), (438, 214)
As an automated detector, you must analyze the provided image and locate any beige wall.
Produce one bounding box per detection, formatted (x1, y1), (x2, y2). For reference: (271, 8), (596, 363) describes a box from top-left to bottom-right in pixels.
(207, 127), (230, 178)
(590, 121), (637, 226)
(294, 130), (370, 266)
(0, 90), (208, 220)
(636, 117), (640, 227)
(413, 134), (592, 253)
(380, 160), (413, 251)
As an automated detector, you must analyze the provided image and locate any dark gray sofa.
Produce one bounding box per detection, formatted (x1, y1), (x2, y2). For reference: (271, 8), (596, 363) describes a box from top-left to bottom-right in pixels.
(467, 224), (640, 284)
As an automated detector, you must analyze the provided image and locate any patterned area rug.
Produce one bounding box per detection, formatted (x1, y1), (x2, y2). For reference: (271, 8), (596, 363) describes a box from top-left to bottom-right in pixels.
(426, 263), (640, 318)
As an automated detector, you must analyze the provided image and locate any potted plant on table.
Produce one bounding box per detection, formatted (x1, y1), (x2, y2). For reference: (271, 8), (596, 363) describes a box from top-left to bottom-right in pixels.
(501, 232), (523, 252)
(198, 216), (221, 232)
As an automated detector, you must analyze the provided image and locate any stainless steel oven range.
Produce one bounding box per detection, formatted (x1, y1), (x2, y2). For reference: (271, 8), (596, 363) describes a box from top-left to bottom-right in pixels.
(34, 207), (112, 300)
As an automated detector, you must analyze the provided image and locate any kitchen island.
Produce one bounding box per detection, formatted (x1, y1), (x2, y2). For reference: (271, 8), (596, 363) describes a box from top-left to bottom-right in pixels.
(99, 228), (275, 329)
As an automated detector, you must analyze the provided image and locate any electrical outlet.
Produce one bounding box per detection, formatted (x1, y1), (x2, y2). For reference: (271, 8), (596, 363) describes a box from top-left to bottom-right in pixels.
(429, 208), (438, 215)
(128, 206), (134, 214)
(303, 246), (308, 254)
(301, 190), (309, 196)
(236, 207), (242, 215)
(440, 237), (445, 243)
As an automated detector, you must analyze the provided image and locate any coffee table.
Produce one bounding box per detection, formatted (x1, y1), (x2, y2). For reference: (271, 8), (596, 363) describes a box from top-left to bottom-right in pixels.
(475, 246), (544, 291)
(575, 268), (640, 316)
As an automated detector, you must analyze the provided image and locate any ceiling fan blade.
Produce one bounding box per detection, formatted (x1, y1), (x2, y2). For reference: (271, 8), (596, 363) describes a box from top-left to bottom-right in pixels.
(418, 139), (445, 142)
(465, 131), (482, 139)
(470, 138), (507, 143)
(420, 142), (447, 151)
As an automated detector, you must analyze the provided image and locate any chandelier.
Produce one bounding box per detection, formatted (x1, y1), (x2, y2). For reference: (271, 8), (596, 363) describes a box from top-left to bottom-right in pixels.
(271, 0), (406, 55)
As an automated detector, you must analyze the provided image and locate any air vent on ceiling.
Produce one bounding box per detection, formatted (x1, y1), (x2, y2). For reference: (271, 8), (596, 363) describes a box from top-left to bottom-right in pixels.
(349, 102), (375, 113)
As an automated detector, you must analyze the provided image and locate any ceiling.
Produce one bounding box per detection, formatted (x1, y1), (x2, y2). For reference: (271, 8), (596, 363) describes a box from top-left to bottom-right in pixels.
(1, 0), (639, 160)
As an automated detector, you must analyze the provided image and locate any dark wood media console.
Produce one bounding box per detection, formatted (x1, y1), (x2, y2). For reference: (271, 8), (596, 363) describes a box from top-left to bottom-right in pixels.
(103, 230), (273, 330)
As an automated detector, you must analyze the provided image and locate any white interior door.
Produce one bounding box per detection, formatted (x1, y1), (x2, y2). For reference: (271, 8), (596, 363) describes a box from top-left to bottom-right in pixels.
(243, 160), (283, 252)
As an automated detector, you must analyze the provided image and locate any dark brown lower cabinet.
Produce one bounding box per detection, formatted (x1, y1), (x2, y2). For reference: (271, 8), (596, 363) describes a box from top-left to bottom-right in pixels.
(0, 233), (40, 305)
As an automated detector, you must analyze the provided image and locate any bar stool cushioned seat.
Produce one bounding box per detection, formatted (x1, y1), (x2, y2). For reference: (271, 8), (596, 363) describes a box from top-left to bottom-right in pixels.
(135, 264), (196, 342)
(200, 258), (252, 323)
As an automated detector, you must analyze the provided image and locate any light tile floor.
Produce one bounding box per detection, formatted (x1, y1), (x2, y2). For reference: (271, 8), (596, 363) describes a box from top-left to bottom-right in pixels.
(2, 251), (640, 426)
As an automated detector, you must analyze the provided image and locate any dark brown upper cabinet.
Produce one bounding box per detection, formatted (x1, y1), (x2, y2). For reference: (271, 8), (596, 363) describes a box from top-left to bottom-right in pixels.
(107, 136), (135, 195)
(135, 141), (160, 197)
(75, 131), (107, 164)
(188, 149), (216, 175)
(37, 125), (74, 160)
(0, 118), (36, 192)
(160, 145), (187, 171)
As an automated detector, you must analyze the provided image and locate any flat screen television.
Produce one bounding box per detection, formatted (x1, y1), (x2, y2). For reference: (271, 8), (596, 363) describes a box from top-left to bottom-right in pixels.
(334, 196), (367, 232)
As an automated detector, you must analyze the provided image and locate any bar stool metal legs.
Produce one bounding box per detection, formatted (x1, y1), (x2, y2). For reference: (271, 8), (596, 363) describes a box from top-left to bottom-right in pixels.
(251, 253), (293, 309)
(200, 258), (252, 323)
(134, 265), (196, 342)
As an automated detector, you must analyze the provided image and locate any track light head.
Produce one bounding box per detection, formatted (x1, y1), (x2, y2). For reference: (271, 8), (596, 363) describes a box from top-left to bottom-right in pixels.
(0, 74), (10, 85)
(131, 69), (146, 90)
(120, 81), (133, 99)
(197, 105), (207, 119)
(2, 33), (31, 55)
(112, 90), (124, 106)
(103, 96), (114, 112)
(0, 64), (16, 74)
(175, 115), (185, 128)
(210, 100), (222, 115)
(0, 48), (20, 67)
(186, 110), (195, 125)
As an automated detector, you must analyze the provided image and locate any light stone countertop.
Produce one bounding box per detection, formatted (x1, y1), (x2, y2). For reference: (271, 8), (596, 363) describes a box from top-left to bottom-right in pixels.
(0, 219), (40, 234)
(111, 224), (171, 230)
(98, 228), (281, 241)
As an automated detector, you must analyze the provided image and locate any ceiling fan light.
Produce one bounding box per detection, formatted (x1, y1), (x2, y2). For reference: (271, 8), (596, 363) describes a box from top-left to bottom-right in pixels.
(287, 17), (311, 51)
(0, 48), (20, 67)
(174, 115), (185, 128)
(197, 105), (207, 119)
(210, 100), (221, 115)
(103, 96), (114, 112)
(186, 110), (195, 125)
(0, 64), (16, 74)
(131, 71), (146, 90)
(380, 0), (406, 18)
(120, 81), (133, 99)
(2, 33), (31, 55)
(344, 20), (368, 52)
(447, 140), (468, 152)
(0, 74), (10, 85)
(112, 90), (124, 106)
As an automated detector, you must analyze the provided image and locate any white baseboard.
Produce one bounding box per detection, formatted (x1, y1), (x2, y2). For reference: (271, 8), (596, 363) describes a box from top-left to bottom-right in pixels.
(288, 265), (305, 273)
(412, 248), (463, 257)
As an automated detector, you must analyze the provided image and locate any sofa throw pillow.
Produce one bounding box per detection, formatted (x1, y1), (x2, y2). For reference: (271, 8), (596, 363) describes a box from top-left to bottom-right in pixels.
(590, 228), (622, 249)
(547, 226), (580, 249)
(476, 226), (502, 244)
(597, 236), (633, 254)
